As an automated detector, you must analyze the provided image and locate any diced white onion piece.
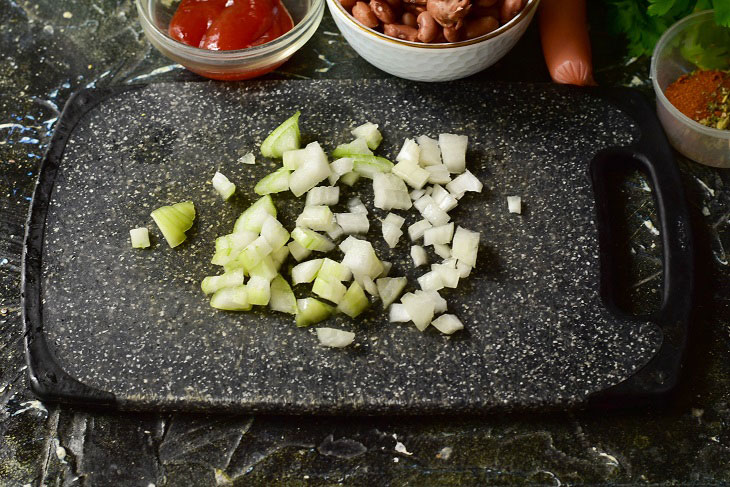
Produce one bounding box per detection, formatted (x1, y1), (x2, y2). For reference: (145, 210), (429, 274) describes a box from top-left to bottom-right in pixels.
(325, 222), (345, 240)
(424, 185), (434, 196)
(291, 227), (335, 252)
(415, 290), (447, 314)
(410, 189), (426, 201)
(287, 240), (311, 262)
(249, 256), (277, 281)
(507, 196), (522, 214)
(351, 122), (382, 150)
(296, 205), (335, 231)
(329, 157), (354, 185)
(347, 197), (368, 215)
(382, 222), (403, 248)
(416, 135), (442, 166)
(384, 212), (405, 228)
(296, 298), (333, 327)
(439, 133), (468, 173)
(269, 275), (297, 314)
(261, 215), (290, 250)
(332, 137), (373, 157)
(360, 275), (379, 296)
(233, 195), (276, 234)
(282, 148), (307, 170)
(408, 219), (433, 241)
(389, 303), (410, 322)
(254, 167), (290, 195)
(431, 314), (464, 334)
(417, 271), (444, 291)
(456, 260), (472, 278)
(342, 238), (384, 279)
(415, 195), (450, 226)
(373, 173), (412, 210)
(247, 275), (271, 305)
(452, 226), (480, 267)
(212, 172), (236, 200)
(210, 285), (251, 311)
(433, 243), (452, 260)
(212, 230), (258, 266)
(130, 227), (150, 249)
(423, 222), (454, 246)
(432, 263), (460, 288)
(239, 152), (256, 165)
(240, 235), (273, 269)
(336, 213), (370, 234)
(291, 259), (324, 285)
(201, 268), (244, 295)
(425, 164), (451, 185)
(339, 235), (358, 254)
(270, 245), (289, 270)
(289, 142), (332, 197)
(316, 327), (355, 347)
(380, 260), (392, 277)
(392, 160), (430, 189)
(396, 138), (420, 165)
(312, 276), (348, 304)
(337, 281), (369, 318)
(401, 292), (435, 331)
(431, 184), (458, 212)
(446, 170), (483, 198)
(306, 186), (340, 206)
(410, 245), (428, 267)
(376, 277), (407, 309)
(320, 258), (352, 282)
(340, 171), (360, 186)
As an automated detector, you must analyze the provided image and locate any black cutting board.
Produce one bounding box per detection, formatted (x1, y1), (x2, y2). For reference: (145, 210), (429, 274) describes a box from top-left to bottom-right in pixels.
(22, 80), (693, 414)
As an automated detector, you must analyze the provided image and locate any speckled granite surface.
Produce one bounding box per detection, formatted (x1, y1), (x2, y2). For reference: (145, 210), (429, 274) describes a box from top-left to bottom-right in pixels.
(37, 81), (657, 412)
(2, 0), (730, 485)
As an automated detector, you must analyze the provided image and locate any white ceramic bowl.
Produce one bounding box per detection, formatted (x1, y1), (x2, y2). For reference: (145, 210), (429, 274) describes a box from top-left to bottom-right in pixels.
(651, 10), (730, 168)
(326, 0), (539, 81)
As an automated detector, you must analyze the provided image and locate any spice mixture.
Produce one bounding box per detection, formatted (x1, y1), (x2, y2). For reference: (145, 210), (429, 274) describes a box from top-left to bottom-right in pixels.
(665, 69), (730, 131)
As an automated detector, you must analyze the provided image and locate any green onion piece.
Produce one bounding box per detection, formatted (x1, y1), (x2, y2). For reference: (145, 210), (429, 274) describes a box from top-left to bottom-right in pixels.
(337, 281), (369, 318)
(233, 195), (277, 234)
(312, 276), (348, 304)
(269, 275), (297, 314)
(210, 285), (251, 311)
(295, 298), (333, 327)
(332, 137), (373, 158)
(150, 201), (195, 248)
(247, 275), (271, 306)
(260, 111), (301, 158)
(291, 227), (335, 252)
(129, 227), (150, 248)
(254, 168), (290, 195)
(201, 268), (245, 295)
(351, 155), (393, 179)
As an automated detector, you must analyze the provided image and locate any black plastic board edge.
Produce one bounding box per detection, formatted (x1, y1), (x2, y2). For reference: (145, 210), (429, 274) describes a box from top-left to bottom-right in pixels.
(587, 87), (694, 408)
(21, 86), (144, 409)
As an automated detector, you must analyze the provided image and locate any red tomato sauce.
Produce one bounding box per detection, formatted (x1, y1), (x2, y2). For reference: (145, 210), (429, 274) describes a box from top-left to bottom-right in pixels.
(169, 0), (294, 51)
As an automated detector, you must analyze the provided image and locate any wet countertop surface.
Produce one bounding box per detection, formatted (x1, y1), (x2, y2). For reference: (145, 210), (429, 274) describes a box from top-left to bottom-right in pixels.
(1, 1), (730, 485)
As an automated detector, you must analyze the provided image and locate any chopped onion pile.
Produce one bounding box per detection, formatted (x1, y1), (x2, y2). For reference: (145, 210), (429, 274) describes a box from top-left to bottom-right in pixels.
(199, 114), (485, 346)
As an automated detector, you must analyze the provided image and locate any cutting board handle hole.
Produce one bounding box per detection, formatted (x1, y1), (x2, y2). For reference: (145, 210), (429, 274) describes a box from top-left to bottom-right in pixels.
(592, 154), (664, 319)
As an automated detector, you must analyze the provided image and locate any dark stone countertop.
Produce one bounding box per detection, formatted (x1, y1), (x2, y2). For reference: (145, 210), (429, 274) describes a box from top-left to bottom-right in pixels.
(1, 1), (729, 485)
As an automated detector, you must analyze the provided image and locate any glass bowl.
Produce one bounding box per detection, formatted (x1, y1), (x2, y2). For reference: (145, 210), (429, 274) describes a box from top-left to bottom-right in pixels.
(136, 0), (325, 80)
(651, 10), (730, 168)
(326, 0), (539, 82)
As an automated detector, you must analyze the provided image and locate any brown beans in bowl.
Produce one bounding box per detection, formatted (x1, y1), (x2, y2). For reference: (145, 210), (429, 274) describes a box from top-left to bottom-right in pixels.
(339, 0), (524, 43)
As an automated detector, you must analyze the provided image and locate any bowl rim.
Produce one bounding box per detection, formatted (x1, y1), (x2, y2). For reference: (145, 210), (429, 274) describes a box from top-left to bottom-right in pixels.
(135, 0), (325, 60)
(650, 9), (730, 140)
(328, 0), (539, 49)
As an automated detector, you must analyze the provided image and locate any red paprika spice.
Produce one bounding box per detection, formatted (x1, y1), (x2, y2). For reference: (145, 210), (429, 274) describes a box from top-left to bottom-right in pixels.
(665, 69), (730, 131)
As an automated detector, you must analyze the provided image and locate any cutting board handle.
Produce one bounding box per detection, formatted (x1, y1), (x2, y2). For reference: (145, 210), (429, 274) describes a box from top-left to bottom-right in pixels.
(588, 88), (694, 407)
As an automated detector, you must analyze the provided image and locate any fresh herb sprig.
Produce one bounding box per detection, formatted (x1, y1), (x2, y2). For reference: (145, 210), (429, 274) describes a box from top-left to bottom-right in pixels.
(608, 0), (730, 60)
